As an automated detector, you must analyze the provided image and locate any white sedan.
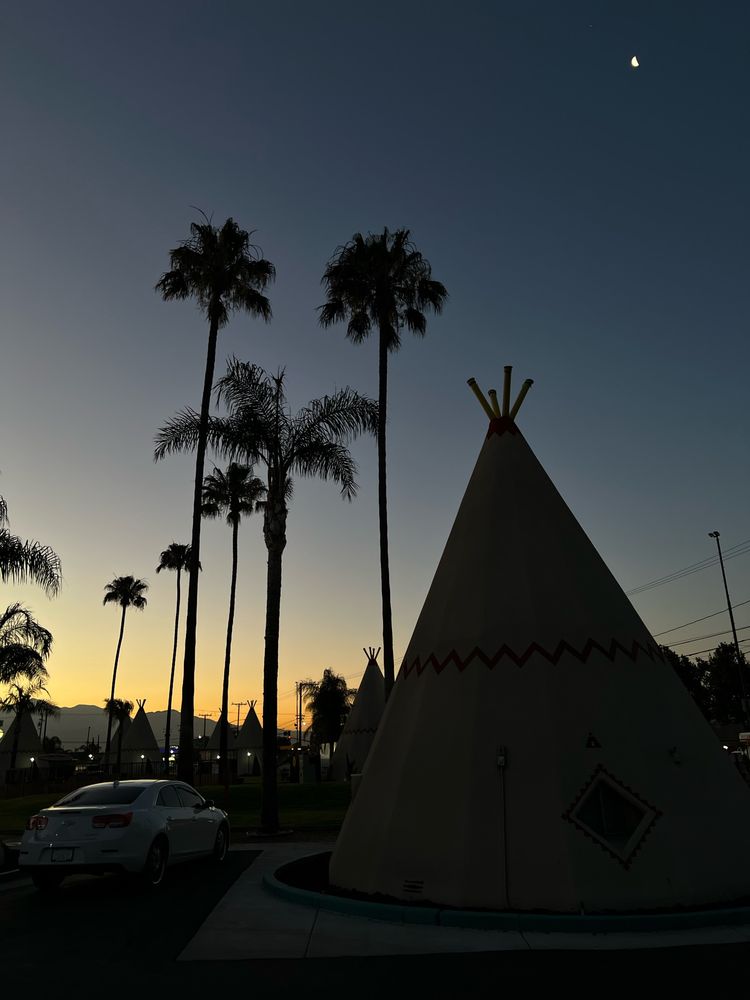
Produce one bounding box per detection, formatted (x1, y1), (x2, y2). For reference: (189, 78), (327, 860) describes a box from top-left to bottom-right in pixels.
(19, 779), (230, 890)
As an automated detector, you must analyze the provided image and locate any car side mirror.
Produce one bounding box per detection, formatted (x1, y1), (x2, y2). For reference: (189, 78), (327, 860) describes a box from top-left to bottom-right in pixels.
(203, 799), (214, 809)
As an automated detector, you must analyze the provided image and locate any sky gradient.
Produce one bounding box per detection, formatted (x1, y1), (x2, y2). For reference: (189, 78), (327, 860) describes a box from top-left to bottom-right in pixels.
(1, 2), (748, 741)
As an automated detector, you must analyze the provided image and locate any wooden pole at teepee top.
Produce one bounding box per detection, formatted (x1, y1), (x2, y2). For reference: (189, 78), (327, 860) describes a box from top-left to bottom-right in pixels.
(509, 379), (534, 420)
(466, 378), (495, 420)
(502, 366), (512, 416)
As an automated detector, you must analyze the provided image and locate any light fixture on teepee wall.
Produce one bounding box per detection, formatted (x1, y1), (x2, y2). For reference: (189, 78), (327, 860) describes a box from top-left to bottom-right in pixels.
(329, 367), (750, 914)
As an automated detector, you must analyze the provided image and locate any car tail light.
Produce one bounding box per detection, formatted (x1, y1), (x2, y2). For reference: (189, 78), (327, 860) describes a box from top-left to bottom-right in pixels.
(92, 811), (133, 829)
(26, 815), (48, 831)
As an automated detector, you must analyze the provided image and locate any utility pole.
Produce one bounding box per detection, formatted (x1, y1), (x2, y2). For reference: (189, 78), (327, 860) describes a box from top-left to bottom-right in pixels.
(297, 683), (302, 749)
(232, 701), (244, 735)
(199, 713), (211, 740)
(709, 530), (749, 727)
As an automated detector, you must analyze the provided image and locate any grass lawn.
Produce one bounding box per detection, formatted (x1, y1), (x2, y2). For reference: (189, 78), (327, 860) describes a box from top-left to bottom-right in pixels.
(0, 778), (351, 839)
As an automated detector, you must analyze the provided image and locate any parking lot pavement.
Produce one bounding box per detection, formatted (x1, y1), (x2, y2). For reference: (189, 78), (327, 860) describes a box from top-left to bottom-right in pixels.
(0, 848), (259, 977)
(3, 843), (750, 991)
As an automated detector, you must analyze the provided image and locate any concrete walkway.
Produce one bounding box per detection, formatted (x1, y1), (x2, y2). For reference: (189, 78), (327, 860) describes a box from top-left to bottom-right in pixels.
(179, 842), (750, 960)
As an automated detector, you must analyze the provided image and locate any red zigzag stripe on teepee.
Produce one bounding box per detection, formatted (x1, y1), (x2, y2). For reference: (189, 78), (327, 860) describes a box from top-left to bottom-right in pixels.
(400, 638), (663, 678)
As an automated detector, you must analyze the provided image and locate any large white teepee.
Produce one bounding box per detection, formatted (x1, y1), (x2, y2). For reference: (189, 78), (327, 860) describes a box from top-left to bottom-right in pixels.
(330, 371), (750, 913)
(329, 648), (385, 781)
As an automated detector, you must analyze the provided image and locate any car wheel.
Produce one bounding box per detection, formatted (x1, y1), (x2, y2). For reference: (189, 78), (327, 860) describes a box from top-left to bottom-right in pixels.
(213, 824), (229, 863)
(31, 870), (64, 893)
(142, 837), (168, 887)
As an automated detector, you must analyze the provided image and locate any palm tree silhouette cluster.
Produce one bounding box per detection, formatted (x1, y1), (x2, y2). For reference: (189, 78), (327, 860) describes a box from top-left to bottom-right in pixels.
(0, 495), (62, 772)
(0, 216), (446, 830)
(152, 216), (446, 833)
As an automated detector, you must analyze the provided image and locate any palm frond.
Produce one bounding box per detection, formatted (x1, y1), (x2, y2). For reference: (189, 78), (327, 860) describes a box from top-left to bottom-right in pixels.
(153, 407), (201, 461)
(346, 310), (373, 344)
(417, 277), (448, 312)
(291, 388), (378, 446)
(402, 306), (427, 336)
(289, 440), (360, 500)
(0, 603), (53, 656)
(0, 646), (49, 686)
(0, 680), (51, 713)
(216, 358), (279, 419)
(0, 530), (62, 596)
(317, 299), (349, 328)
(228, 285), (273, 321)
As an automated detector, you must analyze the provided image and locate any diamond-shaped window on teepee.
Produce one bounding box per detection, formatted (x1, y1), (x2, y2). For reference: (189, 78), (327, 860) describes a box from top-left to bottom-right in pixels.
(566, 767), (659, 865)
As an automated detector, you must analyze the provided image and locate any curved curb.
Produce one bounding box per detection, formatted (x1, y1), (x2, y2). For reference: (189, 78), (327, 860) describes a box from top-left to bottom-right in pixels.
(263, 857), (750, 934)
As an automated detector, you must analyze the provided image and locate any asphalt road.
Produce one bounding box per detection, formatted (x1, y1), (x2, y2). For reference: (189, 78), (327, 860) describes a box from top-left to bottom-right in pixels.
(1, 851), (749, 991)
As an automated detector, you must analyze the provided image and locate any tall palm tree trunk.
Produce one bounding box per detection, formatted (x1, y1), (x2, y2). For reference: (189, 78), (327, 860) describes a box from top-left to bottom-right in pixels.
(116, 723), (124, 777)
(378, 333), (395, 700)
(179, 311), (220, 782)
(220, 520), (239, 792)
(260, 502), (287, 834)
(104, 605), (127, 767)
(163, 568), (182, 774)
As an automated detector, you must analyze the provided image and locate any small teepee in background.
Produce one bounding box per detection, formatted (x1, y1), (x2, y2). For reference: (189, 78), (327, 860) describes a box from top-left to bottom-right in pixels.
(236, 701), (263, 775)
(206, 711), (235, 775)
(330, 368), (750, 914)
(119, 700), (160, 772)
(330, 648), (385, 781)
(0, 711), (44, 778)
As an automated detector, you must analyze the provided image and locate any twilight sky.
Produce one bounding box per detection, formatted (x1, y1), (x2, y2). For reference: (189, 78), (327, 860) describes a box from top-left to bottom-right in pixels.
(1, 1), (748, 741)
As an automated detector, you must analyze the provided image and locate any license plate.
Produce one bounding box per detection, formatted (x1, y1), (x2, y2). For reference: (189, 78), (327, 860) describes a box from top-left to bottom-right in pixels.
(51, 848), (74, 863)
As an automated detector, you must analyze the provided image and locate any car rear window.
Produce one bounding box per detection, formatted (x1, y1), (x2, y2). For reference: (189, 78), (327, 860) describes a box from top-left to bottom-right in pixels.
(54, 786), (146, 806)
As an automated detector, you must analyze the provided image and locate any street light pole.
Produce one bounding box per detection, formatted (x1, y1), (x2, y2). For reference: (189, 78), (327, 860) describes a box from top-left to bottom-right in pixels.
(709, 530), (749, 727)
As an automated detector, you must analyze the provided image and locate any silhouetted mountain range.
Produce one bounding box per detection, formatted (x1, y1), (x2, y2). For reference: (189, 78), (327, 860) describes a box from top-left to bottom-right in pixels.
(3, 705), (217, 749)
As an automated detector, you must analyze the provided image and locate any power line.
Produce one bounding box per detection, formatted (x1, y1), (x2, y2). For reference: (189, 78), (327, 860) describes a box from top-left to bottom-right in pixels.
(627, 538), (750, 597)
(683, 637), (750, 658)
(652, 598), (750, 637)
(667, 623), (750, 648)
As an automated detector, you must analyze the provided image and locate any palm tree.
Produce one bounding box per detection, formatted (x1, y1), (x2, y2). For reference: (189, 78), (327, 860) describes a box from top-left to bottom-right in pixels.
(301, 669), (355, 777)
(319, 228), (447, 699)
(0, 497), (58, 694)
(103, 698), (134, 776)
(1, 682), (58, 771)
(102, 576), (148, 767)
(155, 543), (198, 773)
(0, 603), (52, 686)
(155, 216), (275, 782)
(155, 358), (377, 832)
(201, 464), (265, 791)
(0, 496), (61, 596)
